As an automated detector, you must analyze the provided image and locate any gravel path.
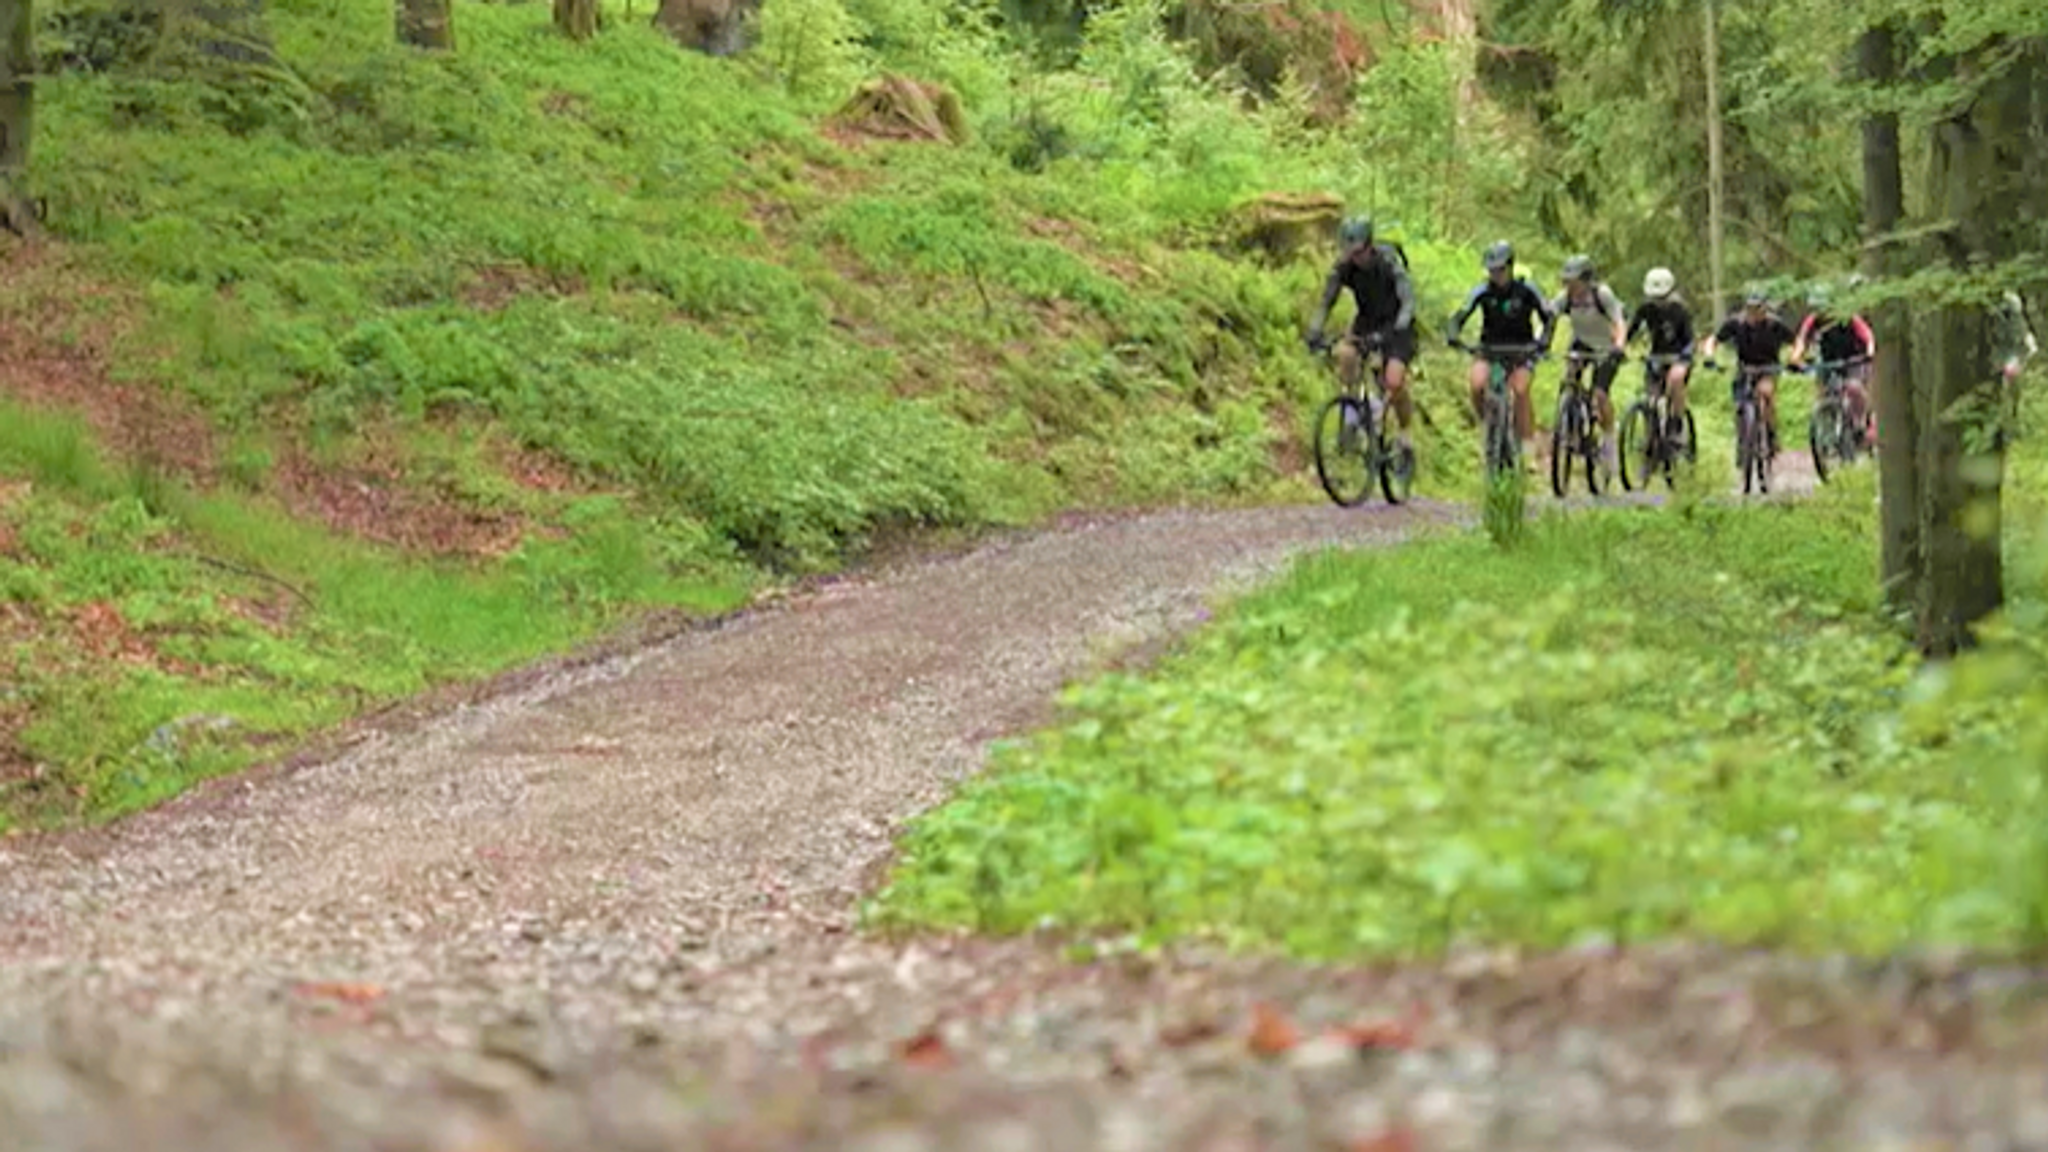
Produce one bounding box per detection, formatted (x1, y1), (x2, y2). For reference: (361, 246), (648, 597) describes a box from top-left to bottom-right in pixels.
(7, 464), (1998, 1152)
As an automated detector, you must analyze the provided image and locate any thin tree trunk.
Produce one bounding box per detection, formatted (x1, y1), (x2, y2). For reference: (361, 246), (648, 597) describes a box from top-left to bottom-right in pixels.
(397, 0), (454, 49)
(1702, 0), (1725, 319)
(554, 0), (600, 39)
(0, 0), (36, 238)
(1917, 109), (2002, 656)
(1859, 21), (1917, 616)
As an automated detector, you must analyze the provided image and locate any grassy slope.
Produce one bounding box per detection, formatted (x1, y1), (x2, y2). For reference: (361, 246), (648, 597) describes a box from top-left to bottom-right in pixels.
(871, 454), (2048, 958)
(0, 0), (1543, 826)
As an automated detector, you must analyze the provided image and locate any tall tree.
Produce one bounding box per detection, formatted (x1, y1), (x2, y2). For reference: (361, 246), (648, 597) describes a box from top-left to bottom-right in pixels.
(397, 0), (454, 50)
(1702, 0), (1725, 318)
(555, 0), (601, 40)
(1859, 19), (1917, 615)
(1915, 68), (2011, 655)
(0, 0), (32, 234)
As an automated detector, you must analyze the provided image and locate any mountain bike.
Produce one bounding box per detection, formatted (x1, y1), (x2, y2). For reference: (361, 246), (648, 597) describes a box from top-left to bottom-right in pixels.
(1451, 340), (1546, 482)
(1801, 355), (1871, 484)
(1618, 353), (1697, 491)
(1552, 347), (1615, 498)
(1718, 361), (1779, 495)
(1310, 332), (1415, 506)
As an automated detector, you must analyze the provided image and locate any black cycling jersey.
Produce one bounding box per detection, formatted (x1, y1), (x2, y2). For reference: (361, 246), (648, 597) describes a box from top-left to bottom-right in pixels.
(1714, 312), (1797, 367)
(1451, 278), (1554, 347)
(1628, 298), (1695, 356)
(1799, 313), (1874, 364)
(1312, 243), (1416, 336)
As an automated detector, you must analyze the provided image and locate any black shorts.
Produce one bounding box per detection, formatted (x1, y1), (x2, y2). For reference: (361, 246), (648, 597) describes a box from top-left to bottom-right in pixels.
(1349, 326), (1416, 365)
(1568, 341), (1622, 392)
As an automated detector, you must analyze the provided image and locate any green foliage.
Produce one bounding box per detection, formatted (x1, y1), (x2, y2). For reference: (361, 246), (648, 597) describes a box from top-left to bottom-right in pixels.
(0, 403), (747, 825)
(757, 0), (872, 106)
(871, 489), (2048, 958)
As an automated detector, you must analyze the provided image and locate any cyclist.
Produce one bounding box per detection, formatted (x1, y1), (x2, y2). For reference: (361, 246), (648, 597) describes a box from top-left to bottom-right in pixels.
(1790, 283), (1876, 447)
(1306, 216), (1419, 453)
(1448, 240), (1556, 465)
(1549, 254), (1628, 475)
(1626, 266), (1695, 435)
(1702, 285), (1797, 457)
(1995, 289), (2037, 384)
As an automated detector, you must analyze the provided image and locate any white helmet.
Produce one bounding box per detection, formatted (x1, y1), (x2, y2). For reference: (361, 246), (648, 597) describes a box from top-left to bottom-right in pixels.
(1644, 267), (1676, 299)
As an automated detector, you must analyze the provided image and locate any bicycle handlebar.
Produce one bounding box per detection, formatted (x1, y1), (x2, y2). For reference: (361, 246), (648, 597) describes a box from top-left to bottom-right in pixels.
(1450, 340), (1547, 361)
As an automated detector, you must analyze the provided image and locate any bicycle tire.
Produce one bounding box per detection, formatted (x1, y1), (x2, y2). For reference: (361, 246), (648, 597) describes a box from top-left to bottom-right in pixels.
(1377, 431), (1414, 505)
(1738, 403), (1758, 495)
(1618, 402), (1653, 492)
(1313, 395), (1375, 507)
(1549, 393), (1577, 499)
(1808, 401), (1839, 485)
(1485, 393), (1516, 480)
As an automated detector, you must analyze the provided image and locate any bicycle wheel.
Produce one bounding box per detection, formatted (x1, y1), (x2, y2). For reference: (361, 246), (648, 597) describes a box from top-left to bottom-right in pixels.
(1485, 390), (1519, 481)
(1808, 400), (1843, 485)
(1738, 404), (1759, 495)
(1549, 393), (1578, 498)
(1618, 402), (1654, 492)
(1377, 428), (1414, 505)
(1313, 395), (1374, 507)
(1747, 409), (1773, 495)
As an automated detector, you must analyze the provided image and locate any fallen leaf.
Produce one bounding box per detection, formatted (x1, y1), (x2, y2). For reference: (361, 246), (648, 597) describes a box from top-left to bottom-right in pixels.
(899, 1027), (953, 1069)
(1247, 1002), (1300, 1056)
(1352, 1126), (1417, 1152)
(1336, 1018), (1418, 1051)
(1160, 1017), (1225, 1047)
(294, 981), (385, 1005)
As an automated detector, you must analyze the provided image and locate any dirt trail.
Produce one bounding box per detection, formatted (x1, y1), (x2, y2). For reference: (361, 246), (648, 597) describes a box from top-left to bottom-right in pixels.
(11, 465), (2016, 1152)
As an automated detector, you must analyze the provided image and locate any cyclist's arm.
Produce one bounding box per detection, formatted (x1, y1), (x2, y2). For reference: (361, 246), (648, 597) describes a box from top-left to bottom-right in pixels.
(1307, 265), (1344, 340)
(1789, 313), (1815, 364)
(1625, 309), (1647, 345)
(1447, 286), (1483, 342)
(1602, 286), (1627, 348)
(1851, 314), (1876, 359)
(1534, 285), (1559, 348)
(1389, 255), (1416, 331)
(1702, 316), (1735, 362)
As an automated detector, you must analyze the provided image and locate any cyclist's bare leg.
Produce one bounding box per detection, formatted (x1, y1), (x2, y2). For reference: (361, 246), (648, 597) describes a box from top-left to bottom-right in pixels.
(1509, 364), (1535, 455)
(1334, 336), (1364, 389)
(1759, 374), (1779, 448)
(1467, 359), (1490, 421)
(1383, 358), (1413, 433)
(1666, 363), (1689, 421)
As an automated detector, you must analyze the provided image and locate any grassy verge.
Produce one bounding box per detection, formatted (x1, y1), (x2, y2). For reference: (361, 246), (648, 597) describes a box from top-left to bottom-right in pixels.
(870, 465), (2048, 958)
(0, 403), (746, 830)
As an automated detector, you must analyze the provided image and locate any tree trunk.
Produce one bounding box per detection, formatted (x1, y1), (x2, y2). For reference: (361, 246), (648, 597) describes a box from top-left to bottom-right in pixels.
(1916, 109), (2002, 657)
(1859, 21), (1917, 616)
(554, 0), (600, 38)
(0, 0), (36, 238)
(1702, 0), (1725, 319)
(397, 0), (454, 49)
(654, 0), (752, 56)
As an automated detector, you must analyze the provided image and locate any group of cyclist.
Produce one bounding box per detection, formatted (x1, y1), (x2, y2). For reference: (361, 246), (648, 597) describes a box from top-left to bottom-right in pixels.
(1300, 215), (2028, 479)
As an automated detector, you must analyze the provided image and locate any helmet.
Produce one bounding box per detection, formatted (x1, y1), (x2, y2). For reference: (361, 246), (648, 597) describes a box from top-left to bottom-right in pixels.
(1643, 267), (1676, 299)
(1561, 255), (1596, 284)
(1338, 216), (1374, 247)
(1483, 240), (1514, 272)
(1806, 284), (1832, 311)
(1743, 284), (1770, 307)
(1846, 272), (1868, 291)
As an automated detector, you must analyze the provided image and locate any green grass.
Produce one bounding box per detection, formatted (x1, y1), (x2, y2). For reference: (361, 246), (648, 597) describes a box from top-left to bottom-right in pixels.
(0, 402), (746, 827)
(869, 466), (2048, 958)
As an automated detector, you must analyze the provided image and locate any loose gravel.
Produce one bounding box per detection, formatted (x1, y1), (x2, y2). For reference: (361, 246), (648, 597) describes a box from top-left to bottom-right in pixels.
(13, 466), (2011, 1152)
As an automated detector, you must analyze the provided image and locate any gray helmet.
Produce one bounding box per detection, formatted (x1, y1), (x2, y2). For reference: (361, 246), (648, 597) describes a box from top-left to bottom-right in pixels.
(1339, 216), (1374, 247)
(1806, 283), (1832, 311)
(1743, 284), (1770, 307)
(1483, 240), (1514, 272)
(1561, 254), (1596, 284)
